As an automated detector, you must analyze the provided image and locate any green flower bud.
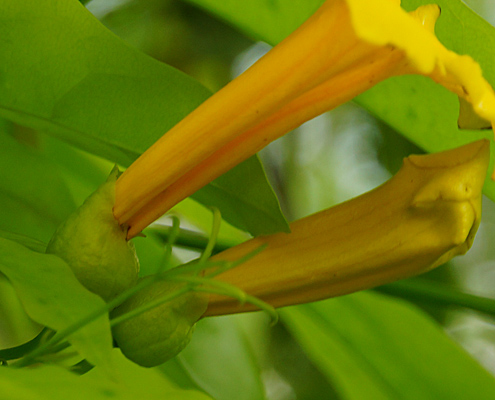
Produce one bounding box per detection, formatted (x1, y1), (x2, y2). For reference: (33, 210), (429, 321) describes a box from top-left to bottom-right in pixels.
(111, 277), (208, 367)
(46, 168), (139, 302)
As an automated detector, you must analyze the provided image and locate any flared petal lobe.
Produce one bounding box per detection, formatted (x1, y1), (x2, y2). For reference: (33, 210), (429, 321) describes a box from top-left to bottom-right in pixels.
(205, 140), (490, 316)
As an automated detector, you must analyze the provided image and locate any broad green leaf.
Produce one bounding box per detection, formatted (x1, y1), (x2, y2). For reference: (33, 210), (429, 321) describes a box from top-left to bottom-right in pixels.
(171, 197), (250, 246)
(0, 238), (113, 370)
(0, 0), (288, 236)
(84, 349), (213, 400)
(0, 0), (209, 166)
(0, 230), (46, 253)
(0, 128), (75, 243)
(185, 0), (495, 202)
(159, 357), (210, 393)
(0, 358), (212, 400)
(40, 134), (114, 206)
(282, 292), (495, 400)
(191, 156), (290, 235)
(185, 0), (320, 44)
(0, 273), (42, 349)
(177, 315), (267, 400)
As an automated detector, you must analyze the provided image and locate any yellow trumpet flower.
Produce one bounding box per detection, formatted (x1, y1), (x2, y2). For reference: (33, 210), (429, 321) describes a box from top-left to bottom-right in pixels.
(114, 0), (495, 239)
(205, 140), (490, 316)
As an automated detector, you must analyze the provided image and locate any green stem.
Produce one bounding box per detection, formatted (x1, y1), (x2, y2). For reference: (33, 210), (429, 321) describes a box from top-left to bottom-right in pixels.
(156, 216), (181, 274)
(205, 244), (267, 279)
(171, 275), (278, 324)
(148, 225), (240, 255)
(198, 207), (222, 266)
(375, 279), (495, 317)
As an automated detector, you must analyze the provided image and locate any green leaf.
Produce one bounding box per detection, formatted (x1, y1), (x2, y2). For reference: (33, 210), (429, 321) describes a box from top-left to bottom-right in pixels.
(171, 197), (251, 244)
(185, 0), (495, 202)
(0, 230), (46, 253)
(0, 0), (209, 166)
(40, 134), (114, 207)
(177, 315), (267, 400)
(282, 292), (495, 400)
(0, 238), (113, 370)
(185, 0), (321, 44)
(84, 349), (214, 400)
(191, 156), (290, 235)
(0, 0), (288, 236)
(0, 356), (213, 400)
(0, 127), (76, 242)
(0, 273), (42, 350)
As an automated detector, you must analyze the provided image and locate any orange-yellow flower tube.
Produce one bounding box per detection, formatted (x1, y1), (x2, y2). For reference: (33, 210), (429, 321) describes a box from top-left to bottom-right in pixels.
(205, 140), (490, 316)
(115, 0), (495, 238)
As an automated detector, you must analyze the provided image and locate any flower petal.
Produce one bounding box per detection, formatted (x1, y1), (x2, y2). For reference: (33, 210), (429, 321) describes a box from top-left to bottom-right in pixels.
(346, 0), (495, 121)
(205, 140), (490, 316)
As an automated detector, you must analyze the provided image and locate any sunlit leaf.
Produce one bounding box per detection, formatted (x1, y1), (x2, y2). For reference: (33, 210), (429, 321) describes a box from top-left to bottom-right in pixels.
(0, 356), (213, 400)
(191, 156), (290, 235)
(185, 0), (319, 43)
(282, 291), (495, 400)
(171, 197), (250, 246)
(0, 0), (208, 166)
(39, 134), (113, 206)
(0, 238), (113, 370)
(177, 315), (267, 400)
(84, 349), (213, 400)
(0, 126), (75, 242)
(0, 273), (42, 349)
(0, 230), (46, 253)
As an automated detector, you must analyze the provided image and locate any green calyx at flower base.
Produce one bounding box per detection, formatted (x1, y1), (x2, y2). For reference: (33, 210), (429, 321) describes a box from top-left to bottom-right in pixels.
(38, 0), (495, 366)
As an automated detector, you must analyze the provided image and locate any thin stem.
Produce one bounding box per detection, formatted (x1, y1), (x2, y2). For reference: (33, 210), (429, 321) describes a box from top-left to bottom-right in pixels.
(149, 226), (239, 255)
(161, 243), (266, 280)
(375, 279), (495, 317)
(205, 244), (267, 279)
(171, 275), (278, 324)
(169, 275), (248, 303)
(156, 216), (181, 274)
(163, 260), (229, 278)
(194, 285), (279, 325)
(198, 207), (222, 266)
